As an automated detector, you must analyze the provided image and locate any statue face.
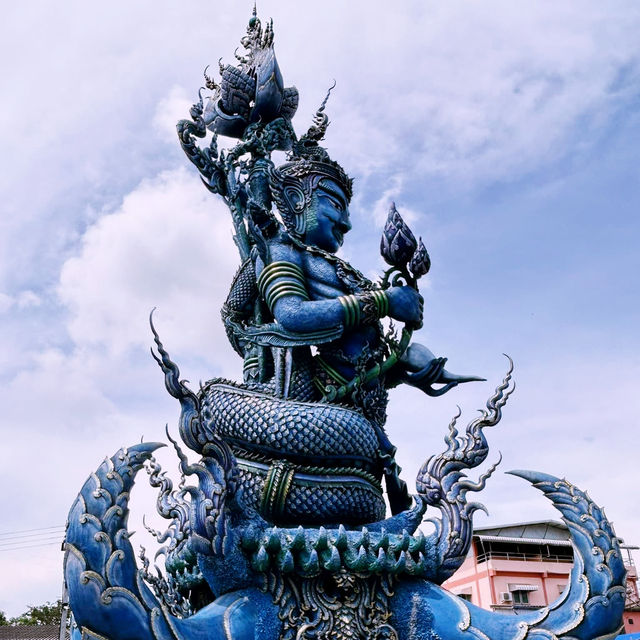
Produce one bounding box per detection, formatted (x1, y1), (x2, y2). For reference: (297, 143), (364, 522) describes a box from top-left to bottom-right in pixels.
(303, 178), (351, 253)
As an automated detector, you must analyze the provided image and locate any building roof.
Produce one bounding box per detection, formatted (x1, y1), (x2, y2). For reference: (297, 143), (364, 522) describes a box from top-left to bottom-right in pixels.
(0, 626), (61, 640)
(474, 520), (570, 542)
(476, 534), (573, 546)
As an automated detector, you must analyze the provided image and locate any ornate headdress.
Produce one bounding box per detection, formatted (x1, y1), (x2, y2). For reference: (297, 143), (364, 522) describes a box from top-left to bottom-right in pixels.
(269, 85), (353, 237)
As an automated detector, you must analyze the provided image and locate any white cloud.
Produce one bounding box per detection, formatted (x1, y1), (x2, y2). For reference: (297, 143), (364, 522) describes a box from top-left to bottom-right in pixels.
(2, 0), (638, 293)
(58, 168), (241, 365)
(16, 291), (42, 309)
(368, 175), (421, 227)
(153, 86), (194, 144)
(0, 290), (42, 313)
(0, 293), (13, 314)
(291, 1), (640, 189)
(0, 168), (244, 616)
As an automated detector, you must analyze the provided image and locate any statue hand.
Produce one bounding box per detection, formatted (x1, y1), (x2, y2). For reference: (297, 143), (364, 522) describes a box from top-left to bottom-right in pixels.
(386, 286), (424, 329)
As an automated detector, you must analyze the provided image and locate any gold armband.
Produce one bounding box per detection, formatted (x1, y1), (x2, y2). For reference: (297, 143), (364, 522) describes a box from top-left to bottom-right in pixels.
(257, 261), (310, 313)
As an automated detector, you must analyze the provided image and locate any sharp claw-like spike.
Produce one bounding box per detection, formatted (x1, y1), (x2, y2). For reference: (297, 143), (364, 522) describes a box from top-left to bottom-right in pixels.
(323, 544), (341, 571)
(401, 529), (411, 551)
(280, 549), (294, 573)
(303, 549), (320, 574)
(334, 524), (348, 551)
(291, 526), (306, 551)
(409, 530), (425, 553)
(375, 529), (389, 551)
(315, 526), (329, 551)
(394, 550), (407, 574)
(266, 528), (281, 553)
(354, 545), (369, 572)
(372, 548), (385, 572)
(254, 545), (269, 572)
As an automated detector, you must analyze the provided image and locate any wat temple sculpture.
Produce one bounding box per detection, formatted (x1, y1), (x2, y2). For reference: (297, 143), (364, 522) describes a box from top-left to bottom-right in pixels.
(64, 11), (626, 640)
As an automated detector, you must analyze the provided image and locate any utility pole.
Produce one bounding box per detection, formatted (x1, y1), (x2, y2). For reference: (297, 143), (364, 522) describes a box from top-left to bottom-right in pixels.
(59, 579), (69, 640)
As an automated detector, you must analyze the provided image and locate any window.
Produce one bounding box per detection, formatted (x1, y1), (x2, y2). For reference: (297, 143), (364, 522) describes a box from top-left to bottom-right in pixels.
(457, 593), (472, 602)
(508, 583), (537, 604)
(629, 618), (634, 625)
(512, 590), (529, 604)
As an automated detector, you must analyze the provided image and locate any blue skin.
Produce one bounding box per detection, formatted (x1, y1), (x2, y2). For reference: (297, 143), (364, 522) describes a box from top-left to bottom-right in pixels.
(255, 178), (478, 394)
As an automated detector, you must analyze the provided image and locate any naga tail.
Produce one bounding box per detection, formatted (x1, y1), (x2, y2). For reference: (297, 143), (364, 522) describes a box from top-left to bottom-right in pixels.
(391, 470), (627, 640)
(149, 311), (203, 454)
(64, 443), (178, 640)
(502, 470), (627, 639)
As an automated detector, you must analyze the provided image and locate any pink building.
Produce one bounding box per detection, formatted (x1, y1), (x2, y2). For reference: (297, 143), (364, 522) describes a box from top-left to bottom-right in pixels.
(442, 520), (640, 634)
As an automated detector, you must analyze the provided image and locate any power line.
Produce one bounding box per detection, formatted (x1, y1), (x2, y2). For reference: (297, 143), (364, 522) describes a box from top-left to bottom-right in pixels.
(0, 535), (64, 550)
(0, 528), (66, 543)
(0, 540), (64, 553)
(0, 524), (65, 537)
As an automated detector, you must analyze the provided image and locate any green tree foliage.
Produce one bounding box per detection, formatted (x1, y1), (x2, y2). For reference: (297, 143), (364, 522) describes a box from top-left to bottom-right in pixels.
(6, 600), (62, 626)
(0, 610), (8, 625)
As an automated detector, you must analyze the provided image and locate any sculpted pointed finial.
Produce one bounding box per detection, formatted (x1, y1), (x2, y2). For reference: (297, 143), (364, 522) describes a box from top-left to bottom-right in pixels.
(303, 80), (336, 142)
(249, 2), (258, 28)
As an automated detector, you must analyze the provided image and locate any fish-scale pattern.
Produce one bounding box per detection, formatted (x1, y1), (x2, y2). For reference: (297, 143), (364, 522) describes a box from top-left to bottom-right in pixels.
(224, 259), (257, 313)
(236, 466), (385, 526)
(202, 383), (378, 460)
(220, 65), (255, 119)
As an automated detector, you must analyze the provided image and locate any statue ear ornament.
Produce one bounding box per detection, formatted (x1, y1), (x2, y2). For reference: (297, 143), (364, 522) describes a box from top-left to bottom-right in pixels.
(281, 183), (308, 235)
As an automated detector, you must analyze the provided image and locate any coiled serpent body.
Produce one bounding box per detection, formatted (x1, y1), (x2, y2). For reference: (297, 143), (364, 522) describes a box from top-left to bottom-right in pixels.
(198, 258), (387, 525)
(199, 380), (385, 525)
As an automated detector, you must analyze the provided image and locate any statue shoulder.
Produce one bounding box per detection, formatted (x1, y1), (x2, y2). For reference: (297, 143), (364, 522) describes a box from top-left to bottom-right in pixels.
(253, 234), (304, 277)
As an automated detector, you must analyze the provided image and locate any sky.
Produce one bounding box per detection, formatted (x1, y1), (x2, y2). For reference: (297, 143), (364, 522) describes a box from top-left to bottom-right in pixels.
(1, 0), (639, 619)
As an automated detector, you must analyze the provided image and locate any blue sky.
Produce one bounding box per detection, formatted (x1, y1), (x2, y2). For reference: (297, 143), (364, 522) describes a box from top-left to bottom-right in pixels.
(1, 0), (639, 618)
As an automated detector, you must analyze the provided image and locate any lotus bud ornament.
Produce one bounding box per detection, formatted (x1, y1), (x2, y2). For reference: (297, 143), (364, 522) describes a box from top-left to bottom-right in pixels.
(380, 203), (418, 267)
(409, 238), (431, 278)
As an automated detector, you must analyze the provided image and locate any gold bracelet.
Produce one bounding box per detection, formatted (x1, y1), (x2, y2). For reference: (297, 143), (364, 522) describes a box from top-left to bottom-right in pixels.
(338, 294), (360, 328)
(338, 289), (389, 328)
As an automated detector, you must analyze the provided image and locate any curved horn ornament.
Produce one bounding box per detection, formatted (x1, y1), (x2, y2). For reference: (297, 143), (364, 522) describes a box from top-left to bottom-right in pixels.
(391, 470), (627, 640)
(64, 443), (280, 640)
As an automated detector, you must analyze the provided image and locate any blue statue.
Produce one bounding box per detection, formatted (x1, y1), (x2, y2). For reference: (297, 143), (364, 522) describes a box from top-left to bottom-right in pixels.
(64, 10), (626, 640)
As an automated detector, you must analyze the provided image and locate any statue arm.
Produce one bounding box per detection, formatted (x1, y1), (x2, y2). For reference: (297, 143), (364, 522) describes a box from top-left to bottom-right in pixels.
(256, 241), (425, 334)
(255, 242), (345, 333)
(272, 296), (345, 333)
(266, 277), (423, 334)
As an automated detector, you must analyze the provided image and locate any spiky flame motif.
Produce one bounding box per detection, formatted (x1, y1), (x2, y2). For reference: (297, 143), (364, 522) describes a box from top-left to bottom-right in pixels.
(301, 80), (336, 143)
(416, 355), (514, 582)
(148, 311), (240, 560)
